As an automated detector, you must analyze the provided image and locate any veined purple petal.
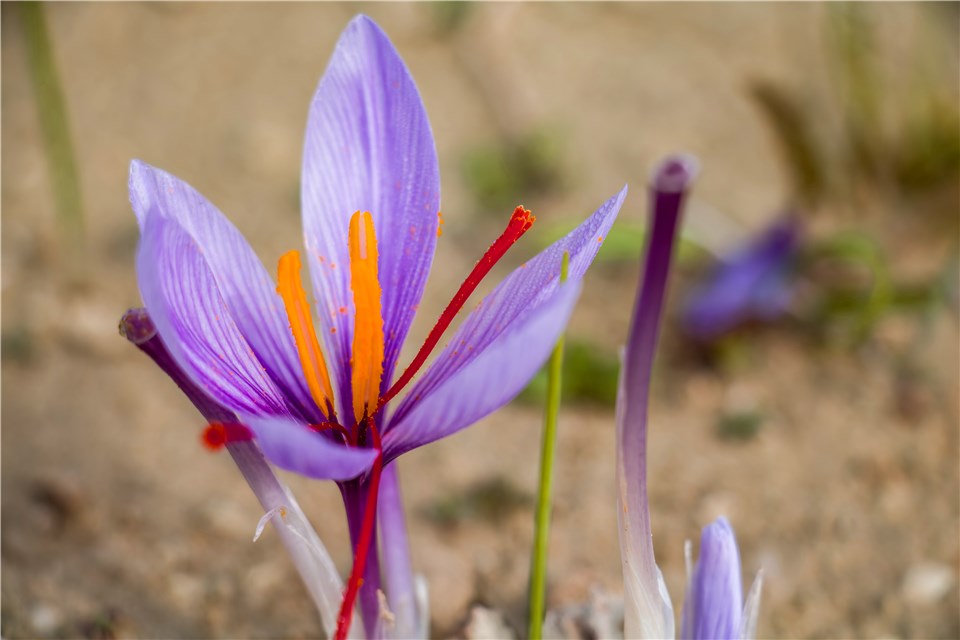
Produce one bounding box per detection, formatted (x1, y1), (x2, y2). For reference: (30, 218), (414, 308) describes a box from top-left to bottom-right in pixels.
(138, 213), (292, 417)
(302, 15), (441, 420)
(387, 186), (626, 443)
(680, 517), (744, 640)
(618, 156), (697, 638)
(382, 281), (581, 462)
(120, 307), (236, 424)
(243, 415), (378, 481)
(130, 161), (320, 422)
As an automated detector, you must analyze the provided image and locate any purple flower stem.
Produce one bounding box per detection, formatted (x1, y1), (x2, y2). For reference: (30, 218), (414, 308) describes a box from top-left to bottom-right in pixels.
(618, 156), (697, 636)
(120, 308), (349, 638)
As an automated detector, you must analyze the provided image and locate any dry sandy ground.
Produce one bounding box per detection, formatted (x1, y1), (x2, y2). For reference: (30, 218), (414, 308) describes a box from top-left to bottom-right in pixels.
(2, 3), (958, 638)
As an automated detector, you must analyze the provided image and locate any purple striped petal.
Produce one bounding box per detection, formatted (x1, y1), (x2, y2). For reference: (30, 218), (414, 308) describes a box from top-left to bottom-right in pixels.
(383, 186), (626, 458)
(130, 161), (320, 422)
(389, 187), (625, 426)
(382, 282), (581, 460)
(242, 415), (378, 481)
(680, 517), (744, 640)
(137, 213), (291, 417)
(302, 15), (440, 420)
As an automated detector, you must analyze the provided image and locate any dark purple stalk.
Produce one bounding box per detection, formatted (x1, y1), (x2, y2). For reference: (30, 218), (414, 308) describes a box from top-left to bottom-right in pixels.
(624, 156), (697, 549)
(618, 156), (698, 637)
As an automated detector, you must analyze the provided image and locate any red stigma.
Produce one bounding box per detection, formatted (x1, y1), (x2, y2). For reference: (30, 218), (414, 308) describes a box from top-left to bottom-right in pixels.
(377, 205), (535, 410)
(201, 422), (253, 450)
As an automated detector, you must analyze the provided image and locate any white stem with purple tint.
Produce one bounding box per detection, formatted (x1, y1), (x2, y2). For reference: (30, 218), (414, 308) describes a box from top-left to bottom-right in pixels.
(120, 308), (352, 639)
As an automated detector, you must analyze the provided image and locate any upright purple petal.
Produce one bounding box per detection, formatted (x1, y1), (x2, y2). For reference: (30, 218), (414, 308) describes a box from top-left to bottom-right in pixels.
(130, 161), (320, 422)
(618, 156), (697, 638)
(302, 15), (441, 420)
(383, 186), (626, 457)
(680, 517), (744, 640)
(243, 415), (378, 481)
(137, 214), (291, 417)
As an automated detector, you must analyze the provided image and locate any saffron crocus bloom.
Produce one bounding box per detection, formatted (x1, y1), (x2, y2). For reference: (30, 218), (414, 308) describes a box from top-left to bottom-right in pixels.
(126, 14), (624, 639)
(617, 156), (761, 639)
(682, 215), (801, 341)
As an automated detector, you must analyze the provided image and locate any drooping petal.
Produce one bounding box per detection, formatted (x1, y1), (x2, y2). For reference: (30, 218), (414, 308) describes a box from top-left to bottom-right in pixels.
(386, 186), (626, 445)
(382, 281), (581, 461)
(130, 160), (320, 422)
(243, 415), (378, 481)
(301, 15), (441, 417)
(680, 517), (744, 640)
(119, 310), (349, 637)
(618, 156), (697, 639)
(137, 213), (292, 417)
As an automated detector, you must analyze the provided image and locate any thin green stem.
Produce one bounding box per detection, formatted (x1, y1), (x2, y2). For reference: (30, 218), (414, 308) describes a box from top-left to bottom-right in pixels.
(528, 251), (569, 640)
(21, 2), (85, 248)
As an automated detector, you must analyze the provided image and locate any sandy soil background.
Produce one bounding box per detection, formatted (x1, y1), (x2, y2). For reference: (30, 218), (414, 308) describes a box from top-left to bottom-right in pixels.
(2, 3), (958, 638)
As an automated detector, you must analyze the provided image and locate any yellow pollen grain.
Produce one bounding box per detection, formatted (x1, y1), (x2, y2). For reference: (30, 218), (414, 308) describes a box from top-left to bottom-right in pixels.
(276, 250), (336, 417)
(348, 211), (385, 420)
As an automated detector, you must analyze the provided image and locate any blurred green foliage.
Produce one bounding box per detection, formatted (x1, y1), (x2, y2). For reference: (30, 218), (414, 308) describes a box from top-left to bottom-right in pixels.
(20, 2), (85, 250)
(462, 129), (565, 214)
(716, 410), (764, 442)
(750, 3), (959, 212)
(420, 476), (531, 529)
(519, 339), (620, 408)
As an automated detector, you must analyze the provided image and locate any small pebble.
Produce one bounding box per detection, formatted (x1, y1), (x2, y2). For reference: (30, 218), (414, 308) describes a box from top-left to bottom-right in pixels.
(31, 604), (61, 635)
(902, 563), (954, 604)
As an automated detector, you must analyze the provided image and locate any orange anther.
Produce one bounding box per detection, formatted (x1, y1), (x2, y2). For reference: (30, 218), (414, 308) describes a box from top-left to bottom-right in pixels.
(348, 211), (385, 421)
(277, 250), (336, 418)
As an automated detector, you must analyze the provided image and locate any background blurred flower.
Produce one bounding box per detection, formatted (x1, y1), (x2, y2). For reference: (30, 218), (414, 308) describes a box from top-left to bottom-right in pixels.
(682, 215), (802, 341)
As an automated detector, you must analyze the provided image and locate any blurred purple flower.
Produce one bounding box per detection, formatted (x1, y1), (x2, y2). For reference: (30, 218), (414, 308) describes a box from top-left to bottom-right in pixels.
(617, 156), (761, 639)
(682, 215), (802, 340)
(124, 14), (622, 638)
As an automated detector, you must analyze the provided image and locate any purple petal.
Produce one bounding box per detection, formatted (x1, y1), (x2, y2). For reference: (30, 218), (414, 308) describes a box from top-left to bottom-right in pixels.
(137, 213), (291, 417)
(120, 307), (236, 424)
(619, 156), (697, 638)
(243, 415), (378, 481)
(382, 282), (581, 460)
(680, 517), (744, 640)
(682, 215), (801, 340)
(130, 161), (320, 422)
(387, 185), (627, 444)
(301, 15), (441, 419)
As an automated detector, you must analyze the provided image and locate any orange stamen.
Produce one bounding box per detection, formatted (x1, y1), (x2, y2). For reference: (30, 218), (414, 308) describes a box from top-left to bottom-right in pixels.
(348, 211), (385, 421)
(277, 250), (337, 419)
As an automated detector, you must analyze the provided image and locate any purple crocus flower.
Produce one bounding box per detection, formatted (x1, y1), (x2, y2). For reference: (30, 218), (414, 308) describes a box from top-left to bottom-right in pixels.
(125, 15), (623, 639)
(617, 156), (761, 639)
(682, 215), (801, 341)
(681, 518), (763, 640)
